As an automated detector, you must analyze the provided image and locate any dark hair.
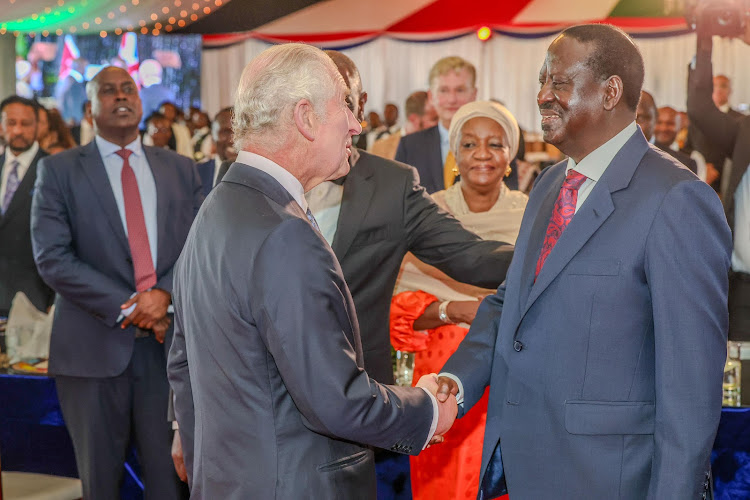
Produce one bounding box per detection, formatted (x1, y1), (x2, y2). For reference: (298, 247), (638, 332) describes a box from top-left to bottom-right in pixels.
(145, 111), (169, 126)
(405, 91), (428, 117)
(214, 106), (233, 121)
(0, 95), (39, 119)
(560, 24), (644, 112)
(45, 108), (76, 150)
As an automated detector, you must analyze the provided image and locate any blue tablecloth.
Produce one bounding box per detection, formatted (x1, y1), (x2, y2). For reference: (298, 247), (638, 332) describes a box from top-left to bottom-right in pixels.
(1, 371), (749, 498)
(0, 372), (144, 499)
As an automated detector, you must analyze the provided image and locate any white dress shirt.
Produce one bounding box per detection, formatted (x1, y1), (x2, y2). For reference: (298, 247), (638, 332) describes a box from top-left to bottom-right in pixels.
(235, 150), (307, 211)
(438, 121), (450, 165)
(441, 121), (639, 404)
(212, 156), (224, 187)
(305, 182), (344, 246)
(97, 135), (158, 268)
(0, 141), (39, 207)
(565, 121), (637, 213)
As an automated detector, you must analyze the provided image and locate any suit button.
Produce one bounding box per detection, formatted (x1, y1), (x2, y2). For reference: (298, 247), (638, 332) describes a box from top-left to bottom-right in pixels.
(513, 340), (523, 352)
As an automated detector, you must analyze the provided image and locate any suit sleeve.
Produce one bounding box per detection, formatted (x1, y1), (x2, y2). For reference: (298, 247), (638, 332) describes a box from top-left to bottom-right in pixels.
(167, 302), (195, 485)
(250, 218), (434, 455)
(154, 157), (204, 295)
(31, 158), (133, 327)
(394, 135), (408, 164)
(401, 167), (514, 289)
(644, 179), (731, 499)
(687, 36), (740, 158)
(441, 286), (505, 416)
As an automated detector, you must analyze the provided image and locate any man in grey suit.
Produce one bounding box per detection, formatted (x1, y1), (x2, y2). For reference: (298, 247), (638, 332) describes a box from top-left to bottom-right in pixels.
(167, 43), (457, 499)
(31, 66), (203, 499)
(437, 24), (731, 499)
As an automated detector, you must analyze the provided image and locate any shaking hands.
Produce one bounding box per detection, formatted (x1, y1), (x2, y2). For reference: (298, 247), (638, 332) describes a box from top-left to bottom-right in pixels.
(416, 373), (458, 445)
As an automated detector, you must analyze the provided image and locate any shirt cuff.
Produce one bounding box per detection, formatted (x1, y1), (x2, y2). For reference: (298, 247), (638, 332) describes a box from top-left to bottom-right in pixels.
(172, 420), (179, 430)
(437, 372), (464, 405)
(420, 387), (439, 450)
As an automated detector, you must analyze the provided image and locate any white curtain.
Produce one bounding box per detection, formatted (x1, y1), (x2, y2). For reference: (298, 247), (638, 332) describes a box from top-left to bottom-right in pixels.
(201, 32), (750, 132)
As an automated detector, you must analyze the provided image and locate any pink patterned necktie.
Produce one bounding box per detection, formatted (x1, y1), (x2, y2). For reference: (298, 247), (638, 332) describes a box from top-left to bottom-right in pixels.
(116, 148), (157, 292)
(535, 169), (587, 277)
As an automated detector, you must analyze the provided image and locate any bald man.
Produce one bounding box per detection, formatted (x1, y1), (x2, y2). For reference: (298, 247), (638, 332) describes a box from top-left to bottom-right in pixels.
(32, 66), (203, 499)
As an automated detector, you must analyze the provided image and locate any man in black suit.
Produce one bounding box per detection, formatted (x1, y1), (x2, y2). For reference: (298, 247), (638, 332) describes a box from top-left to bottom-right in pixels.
(0, 96), (52, 316)
(687, 73), (745, 192)
(688, 19), (750, 341)
(395, 56), (477, 194)
(306, 50), (513, 499)
(636, 90), (697, 174)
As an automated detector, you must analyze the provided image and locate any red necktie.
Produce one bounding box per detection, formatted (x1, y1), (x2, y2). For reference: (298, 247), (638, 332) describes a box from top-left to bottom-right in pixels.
(535, 169), (587, 277)
(117, 148), (157, 292)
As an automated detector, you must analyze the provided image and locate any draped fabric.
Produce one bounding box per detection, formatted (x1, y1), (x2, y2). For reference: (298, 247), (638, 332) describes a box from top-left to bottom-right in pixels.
(201, 33), (750, 135)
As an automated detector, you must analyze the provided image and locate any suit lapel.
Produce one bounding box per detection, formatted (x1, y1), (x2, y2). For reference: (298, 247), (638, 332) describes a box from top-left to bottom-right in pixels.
(427, 127), (443, 191)
(331, 150), (375, 260)
(144, 146), (169, 273)
(516, 165), (566, 312)
(520, 131), (649, 319)
(80, 142), (130, 253)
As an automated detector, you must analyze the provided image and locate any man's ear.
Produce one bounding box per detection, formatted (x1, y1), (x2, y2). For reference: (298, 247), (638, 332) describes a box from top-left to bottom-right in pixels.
(358, 91), (368, 123)
(603, 75), (624, 111)
(294, 99), (316, 141)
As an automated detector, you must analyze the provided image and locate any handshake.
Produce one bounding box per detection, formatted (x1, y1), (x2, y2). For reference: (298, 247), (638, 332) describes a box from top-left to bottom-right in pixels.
(416, 373), (460, 446)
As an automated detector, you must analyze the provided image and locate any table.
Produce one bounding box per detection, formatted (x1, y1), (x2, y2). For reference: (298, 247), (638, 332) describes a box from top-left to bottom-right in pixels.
(1, 371), (749, 498)
(0, 372), (144, 500)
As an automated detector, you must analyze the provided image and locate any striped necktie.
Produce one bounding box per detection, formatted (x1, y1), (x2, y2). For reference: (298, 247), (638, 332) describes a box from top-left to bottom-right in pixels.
(1, 160), (21, 214)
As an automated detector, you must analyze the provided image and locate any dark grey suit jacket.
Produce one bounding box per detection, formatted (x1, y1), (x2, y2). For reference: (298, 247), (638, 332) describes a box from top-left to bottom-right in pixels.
(394, 125), (443, 194)
(333, 150), (513, 383)
(31, 141), (203, 377)
(0, 148), (53, 316)
(444, 131), (730, 499)
(167, 162), (434, 499)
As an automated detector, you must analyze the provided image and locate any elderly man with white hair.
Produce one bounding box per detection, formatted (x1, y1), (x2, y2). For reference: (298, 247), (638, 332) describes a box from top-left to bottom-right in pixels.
(167, 43), (458, 499)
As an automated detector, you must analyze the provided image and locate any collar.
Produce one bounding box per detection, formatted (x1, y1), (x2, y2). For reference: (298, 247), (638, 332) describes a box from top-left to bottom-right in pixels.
(236, 150), (307, 212)
(719, 103), (731, 113)
(566, 121), (637, 182)
(438, 122), (449, 145)
(348, 146), (361, 168)
(68, 69), (84, 83)
(5, 141), (39, 167)
(95, 135), (144, 158)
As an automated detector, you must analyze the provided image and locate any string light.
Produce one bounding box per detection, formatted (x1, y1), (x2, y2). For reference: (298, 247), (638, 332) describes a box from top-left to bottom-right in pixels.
(3, 0), (226, 37)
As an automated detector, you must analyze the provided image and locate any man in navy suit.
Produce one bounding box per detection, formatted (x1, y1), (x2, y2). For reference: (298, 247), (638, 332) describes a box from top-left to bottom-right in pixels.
(0, 96), (52, 316)
(195, 106), (235, 197)
(395, 56), (477, 194)
(31, 66), (203, 499)
(437, 24), (730, 499)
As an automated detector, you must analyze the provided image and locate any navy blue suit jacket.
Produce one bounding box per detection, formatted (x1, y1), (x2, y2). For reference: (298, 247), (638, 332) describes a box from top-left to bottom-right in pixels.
(443, 130), (731, 499)
(31, 140), (203, 377)
(394, 125), (443, 194)
(196, 158), (215, 198)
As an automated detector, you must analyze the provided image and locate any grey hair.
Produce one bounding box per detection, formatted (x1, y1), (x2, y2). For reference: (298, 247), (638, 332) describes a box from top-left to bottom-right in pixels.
(232, 43), (340, 151)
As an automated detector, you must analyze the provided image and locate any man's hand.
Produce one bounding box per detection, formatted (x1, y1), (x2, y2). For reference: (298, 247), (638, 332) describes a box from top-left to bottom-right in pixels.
(171, 430), (187, 482)
(121, 288), (171, 330)
(152, 316), (171, 344)
(416, 374), (458, 445)
(436, 376), (459, 403)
